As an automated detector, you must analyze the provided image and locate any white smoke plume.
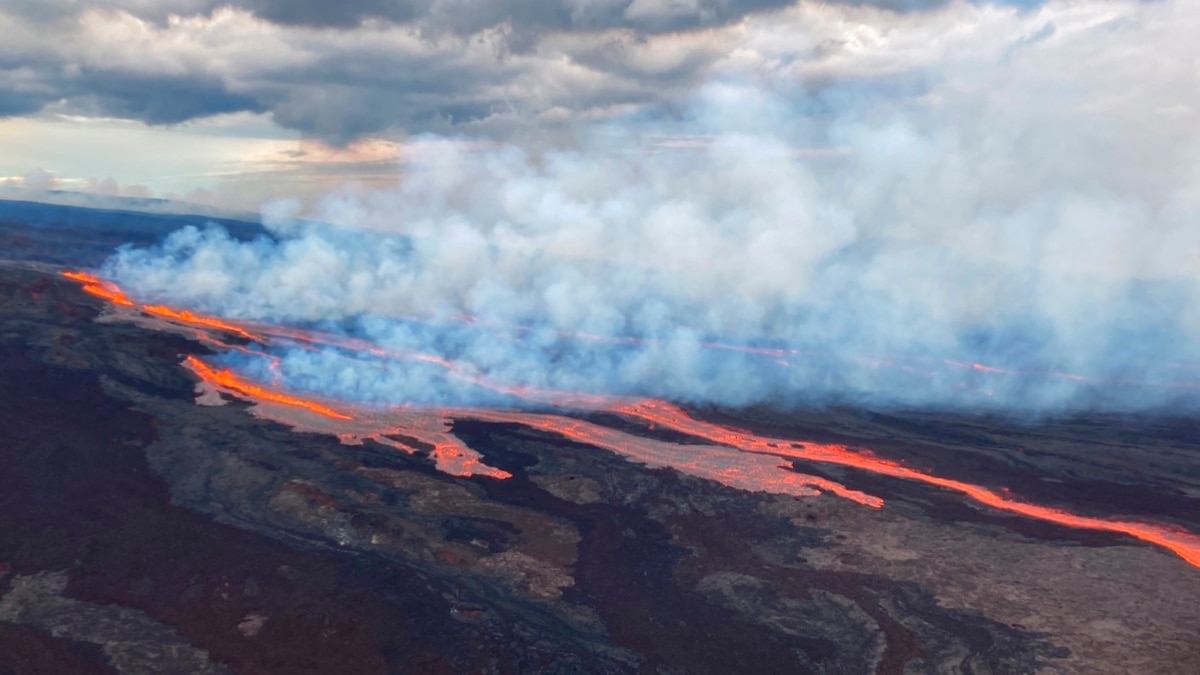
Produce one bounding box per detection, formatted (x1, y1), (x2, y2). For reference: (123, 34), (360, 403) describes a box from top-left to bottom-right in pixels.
(105, 0), (1200, 413)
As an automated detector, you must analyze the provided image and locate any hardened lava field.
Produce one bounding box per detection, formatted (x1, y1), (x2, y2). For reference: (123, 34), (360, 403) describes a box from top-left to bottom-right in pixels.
(2, 261), (1200, 674)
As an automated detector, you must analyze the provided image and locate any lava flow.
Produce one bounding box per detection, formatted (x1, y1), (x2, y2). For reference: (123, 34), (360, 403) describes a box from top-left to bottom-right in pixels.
(143, 305), (258, 341)
(441, 407), (883, 507)
(62, 270), (135, 307)
(184, 354), (511, 479)
(612, 399), (1200, 568)
(64, 271), (262, 343)
(185, 356), (352, 421)
(62, 269), (1200, 569)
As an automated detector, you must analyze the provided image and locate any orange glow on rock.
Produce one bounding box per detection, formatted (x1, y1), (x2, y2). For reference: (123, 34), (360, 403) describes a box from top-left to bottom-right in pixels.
(62, 270), (135, 307)
(356, 414), (513, 480)
(143, 305), (259, 341)
(443, 408), (883, 506)
(185, 355), (353, 421)
(63, 271), (261, 341)
(186, 354), (511, 480)
(612, 400), (1200, 568)
(62, 270), (1200, 568)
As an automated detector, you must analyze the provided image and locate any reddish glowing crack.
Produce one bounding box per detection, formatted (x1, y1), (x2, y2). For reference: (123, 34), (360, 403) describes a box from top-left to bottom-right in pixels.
(62, 270), (1200, 569)
(613, 400), (1200, 568)
(185, 354), (510, 479)
(64, 271), (261, 341)
(62, 270), (135, 307)
(143, 305), (258, 341)
(185, 355), (352, 420)
(441, 408), (882, 506)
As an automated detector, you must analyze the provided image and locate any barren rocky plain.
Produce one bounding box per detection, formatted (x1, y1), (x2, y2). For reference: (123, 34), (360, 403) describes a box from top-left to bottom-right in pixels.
(1, 200), (1199, 674)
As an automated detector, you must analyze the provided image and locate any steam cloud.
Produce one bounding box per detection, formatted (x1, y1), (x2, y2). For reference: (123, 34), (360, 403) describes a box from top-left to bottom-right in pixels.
(105, 0), (1200, 414)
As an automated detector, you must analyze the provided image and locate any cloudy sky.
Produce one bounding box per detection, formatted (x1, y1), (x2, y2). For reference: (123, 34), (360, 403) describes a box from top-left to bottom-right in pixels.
(1, 0), (1193, 212)
(3, 0), (1198, 410)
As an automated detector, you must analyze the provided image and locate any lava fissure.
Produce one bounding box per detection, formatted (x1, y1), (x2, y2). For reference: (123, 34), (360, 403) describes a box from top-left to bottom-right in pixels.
(185, 356), (352, 421)
(612, 400), (1200, 568)
(62, 270), (1200, 569)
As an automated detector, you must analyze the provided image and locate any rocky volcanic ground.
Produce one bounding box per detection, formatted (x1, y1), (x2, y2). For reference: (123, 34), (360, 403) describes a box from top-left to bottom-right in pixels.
(2, 256), (1200, 674)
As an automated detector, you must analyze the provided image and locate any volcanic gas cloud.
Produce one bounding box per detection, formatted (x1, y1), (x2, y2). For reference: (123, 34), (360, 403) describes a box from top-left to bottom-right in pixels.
(58, 42), (1200, 570)
(64, 271), (1200, 570)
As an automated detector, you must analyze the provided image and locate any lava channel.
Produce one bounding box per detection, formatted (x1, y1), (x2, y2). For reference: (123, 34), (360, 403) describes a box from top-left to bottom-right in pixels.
(185, 355), (511, 479)
(64, 271), (262, 346)
(612, 399), (1200, 569)
(63, 270), (1200, 569)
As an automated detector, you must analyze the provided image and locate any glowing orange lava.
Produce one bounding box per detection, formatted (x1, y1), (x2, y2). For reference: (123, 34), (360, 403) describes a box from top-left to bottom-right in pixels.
(62, 271), (134, 306)
(612, 400), (1200, 568)
(185, 352), (510, 479)
(143, 305), (259, 341)
(64, 271), (262, 342)
(62, 269), (1200, 569)
(186, 355), (352, 420)
(440, 407), (883, 506)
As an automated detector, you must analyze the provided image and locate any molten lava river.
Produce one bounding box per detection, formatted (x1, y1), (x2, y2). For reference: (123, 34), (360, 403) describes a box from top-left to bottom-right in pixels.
(65, 270), (1200, 569)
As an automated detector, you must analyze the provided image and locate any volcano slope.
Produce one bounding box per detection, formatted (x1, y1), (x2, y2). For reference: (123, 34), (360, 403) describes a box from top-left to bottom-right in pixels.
(1, 259), (1200, 674)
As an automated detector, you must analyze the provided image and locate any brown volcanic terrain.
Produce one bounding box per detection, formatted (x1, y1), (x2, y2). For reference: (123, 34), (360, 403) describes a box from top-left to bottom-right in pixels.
(2, 260), (1200, 674)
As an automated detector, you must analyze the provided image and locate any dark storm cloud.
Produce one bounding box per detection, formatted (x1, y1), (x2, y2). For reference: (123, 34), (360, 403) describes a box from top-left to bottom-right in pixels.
(236, 39), (540, 141)
(264, 85), (497, 144)
(71, 69), (267, 124)
(236, 0), (795, 35)
(1, 0), (1048, 29)
(0, 0), (796, 32)
(0, 0), (764, 141)
(0, 90), (44, 116)
(0, 45), (537, 144)
(235, 0), (417, 29)
(0, 0), (1063, 142)
(231, 0), (1058, 33)
(0, 1), (212, 23)
(0, 47), (266, 125)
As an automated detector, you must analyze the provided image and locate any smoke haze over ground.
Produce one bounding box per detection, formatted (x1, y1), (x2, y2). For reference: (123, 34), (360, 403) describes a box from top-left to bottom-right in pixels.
(103, 0), (1200, 414)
